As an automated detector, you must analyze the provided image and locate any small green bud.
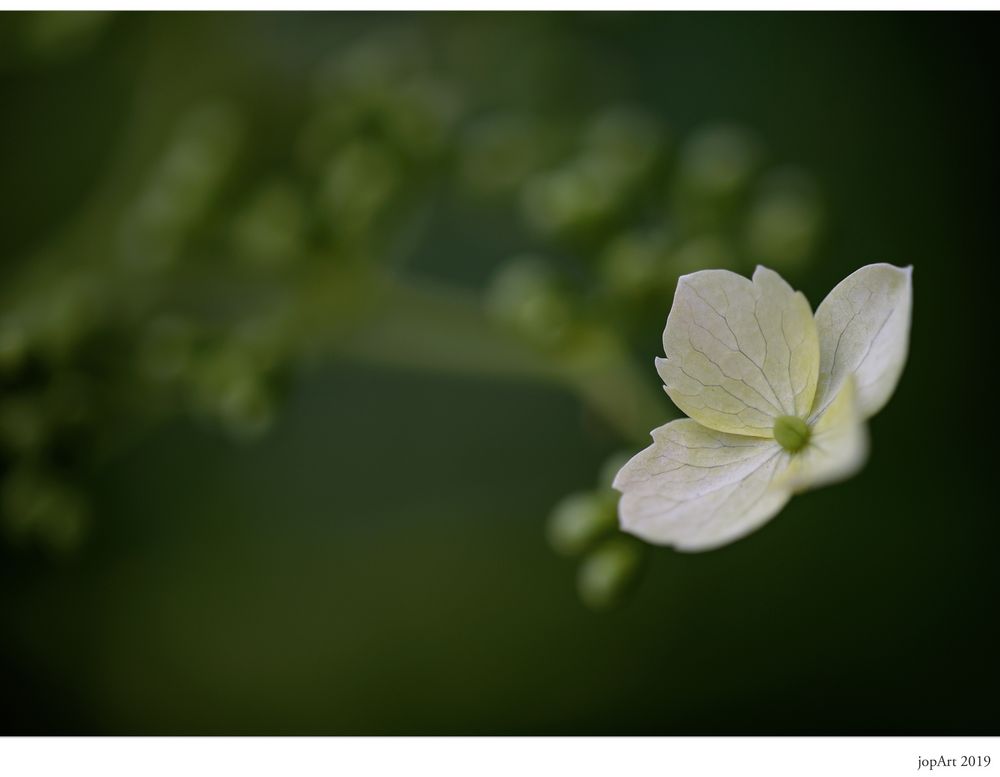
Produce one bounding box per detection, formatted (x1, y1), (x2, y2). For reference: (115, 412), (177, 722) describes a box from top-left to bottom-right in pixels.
(231, 181), (306, 267)
(521, 158), (621, 237)
(581, 107), (664, 188)
(216, 375), (275, 440)
(0, 318), (28, 374)
(576, 536), (645, 610)
(485, 256), (575, 349)
(19, 11), (111, 63)
(33, 276), (102, 360)
(459, 114), (552, 195)
(773, 415), (811, 453)
(325, 28), (427, 91)
(672, 125), (760, 234)
(190, 348), (277, 441)
(600, 230), (671, 298)
(307, 32), (457, 163)
(121, 102), (243, 269)
(547, 490), (618, 557)
(745, 168), (823, 270)
(319, 141), (399, 239)
(2, 468), (89, 553)
(677, 124), (760, 198)
(389, 76), (461, 160)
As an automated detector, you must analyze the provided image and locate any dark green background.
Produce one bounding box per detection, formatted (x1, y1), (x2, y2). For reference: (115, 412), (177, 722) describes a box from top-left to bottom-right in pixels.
(1, 12), (997, 734)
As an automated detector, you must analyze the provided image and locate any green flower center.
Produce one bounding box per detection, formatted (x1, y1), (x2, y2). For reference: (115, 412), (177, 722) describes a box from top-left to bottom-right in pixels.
(773, 415), (811, 453)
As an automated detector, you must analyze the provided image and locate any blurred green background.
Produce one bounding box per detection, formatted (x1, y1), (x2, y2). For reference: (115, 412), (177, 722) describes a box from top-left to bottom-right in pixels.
(0, 12), (997, 734)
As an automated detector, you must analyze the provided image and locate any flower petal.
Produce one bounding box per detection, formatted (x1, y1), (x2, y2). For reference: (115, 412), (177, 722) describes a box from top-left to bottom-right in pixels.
(777, 377), (868, 493)
(613, 419), (790, 551)
(656, 266), (820, 437)
(811, 263), (912, 419)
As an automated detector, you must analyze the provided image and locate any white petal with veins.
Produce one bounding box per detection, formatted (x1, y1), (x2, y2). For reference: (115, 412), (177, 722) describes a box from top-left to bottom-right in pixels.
(613, 419), (790, 551)
(656, 267), (820, 437)
(811, 263), (912, 419)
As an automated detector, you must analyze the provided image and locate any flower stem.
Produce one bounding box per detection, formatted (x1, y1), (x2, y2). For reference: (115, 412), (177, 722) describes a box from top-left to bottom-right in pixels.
(329, 271), (670, 444)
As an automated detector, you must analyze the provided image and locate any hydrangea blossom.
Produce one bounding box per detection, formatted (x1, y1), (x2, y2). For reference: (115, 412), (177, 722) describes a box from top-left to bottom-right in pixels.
(613, 263), (912, 551)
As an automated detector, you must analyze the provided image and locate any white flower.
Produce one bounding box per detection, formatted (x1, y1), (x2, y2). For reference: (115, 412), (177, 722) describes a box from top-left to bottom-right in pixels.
(613, 263), (912, 551)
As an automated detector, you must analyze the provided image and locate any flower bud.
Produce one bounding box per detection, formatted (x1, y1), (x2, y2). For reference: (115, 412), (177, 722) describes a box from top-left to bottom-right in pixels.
(2, 467), (89, 553)
(485, 256), (575, 349)
(120, 102), (243, 269)
(677, 124), (760, 199)
(31, 275), (103, 361)
(521, 163), (617, 237)
(745, 167), (823, 270)
(600, 229), (672, 298)
(459, 114), (553, 195)
(576, 536), (645, 610)
(581, 107), (665, 189)
(188, 340), (280, 441)
(319, 141), (399, 240)
(15, 11), (111, 64)
(388, 76), (461, 160)
(547, 490), (618, 557)
(673, 124), (760, 234)
(0, 317), (28, 375)
(231, 181), (306, 268)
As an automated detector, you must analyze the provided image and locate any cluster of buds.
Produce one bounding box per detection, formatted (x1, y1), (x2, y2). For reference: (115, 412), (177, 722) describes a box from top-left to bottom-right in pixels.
(1, 22), (827, 612)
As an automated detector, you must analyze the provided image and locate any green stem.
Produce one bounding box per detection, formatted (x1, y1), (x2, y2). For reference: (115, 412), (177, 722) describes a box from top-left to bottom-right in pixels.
(328, 271), (670, 444)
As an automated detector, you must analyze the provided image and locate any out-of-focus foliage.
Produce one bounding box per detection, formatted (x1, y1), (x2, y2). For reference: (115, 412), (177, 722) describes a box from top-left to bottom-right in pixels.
(0, 11), (113, 68)
(0, 14), (825, 607)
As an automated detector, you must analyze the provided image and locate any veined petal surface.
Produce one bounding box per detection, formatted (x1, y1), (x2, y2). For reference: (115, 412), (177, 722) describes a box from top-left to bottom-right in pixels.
(613, 419), (790, 551)
(811, 263), (912, 419)
(656, 267), (820, 437)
